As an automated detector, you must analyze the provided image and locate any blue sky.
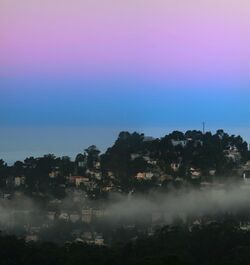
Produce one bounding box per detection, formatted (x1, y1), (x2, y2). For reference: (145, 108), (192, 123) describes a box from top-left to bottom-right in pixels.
(1, 76), (250, 164)
(1, 0), (250, 163)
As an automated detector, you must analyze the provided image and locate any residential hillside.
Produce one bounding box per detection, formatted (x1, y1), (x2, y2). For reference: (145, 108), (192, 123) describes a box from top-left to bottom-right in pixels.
(1, 129), (250, 245)
(0, 129), (249, 198)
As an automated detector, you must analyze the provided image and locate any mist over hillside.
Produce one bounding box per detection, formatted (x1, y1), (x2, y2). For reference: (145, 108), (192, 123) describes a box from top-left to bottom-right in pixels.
(1, 182), (250, 243)
(0, 129), (250, 244)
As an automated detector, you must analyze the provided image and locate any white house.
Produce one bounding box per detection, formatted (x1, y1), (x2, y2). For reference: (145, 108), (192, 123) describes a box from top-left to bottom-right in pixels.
(171, 140), (187, 148)
(14, 176), (25, 187)
(130, 153), (141, 161)
(59, 212), (69, 221)
(190, 167), (202, 178)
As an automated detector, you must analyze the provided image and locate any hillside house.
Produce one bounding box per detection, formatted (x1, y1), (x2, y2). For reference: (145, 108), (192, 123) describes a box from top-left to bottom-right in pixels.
(14, 176), (25, 187)
(135, 172), (154, 180)
(190, 167), (202, 179)
(82, 208), (92, 223)
(171, 140), (187, 148)
(243, 171), (250, 183)
(69, 176), (90, 187)
(47, 211), (56, 221)
(69, 213), (81, 223)
(171, 163), (181, 172)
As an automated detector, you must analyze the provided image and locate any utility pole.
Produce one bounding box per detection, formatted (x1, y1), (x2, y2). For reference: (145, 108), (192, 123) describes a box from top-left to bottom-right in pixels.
(202, 122), (206, 134)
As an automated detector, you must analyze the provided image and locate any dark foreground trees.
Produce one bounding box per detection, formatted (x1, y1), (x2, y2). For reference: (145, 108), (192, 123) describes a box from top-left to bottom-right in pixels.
(2, 222), (250, 265)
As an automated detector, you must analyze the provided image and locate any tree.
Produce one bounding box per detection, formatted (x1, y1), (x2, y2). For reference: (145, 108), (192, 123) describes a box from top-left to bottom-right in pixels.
(168, 131), (185, 140)
(0, 159), (6, 168)
(85, 145), (100, 169)
(13, 161), (24, 176)
(60, 156), (74, 176)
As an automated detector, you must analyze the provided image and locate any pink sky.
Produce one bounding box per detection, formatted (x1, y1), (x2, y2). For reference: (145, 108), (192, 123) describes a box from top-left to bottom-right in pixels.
(0, 1), (250, 162)
(0, 0), (249, 82)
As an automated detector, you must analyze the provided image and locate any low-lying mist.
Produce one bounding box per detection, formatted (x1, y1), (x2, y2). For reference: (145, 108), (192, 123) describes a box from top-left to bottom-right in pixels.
(1, 182), (250, 240)
(107, 184), (250, 222)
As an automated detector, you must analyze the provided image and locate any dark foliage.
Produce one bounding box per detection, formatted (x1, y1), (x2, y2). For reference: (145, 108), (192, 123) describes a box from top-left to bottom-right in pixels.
(2, 222), (250, 265)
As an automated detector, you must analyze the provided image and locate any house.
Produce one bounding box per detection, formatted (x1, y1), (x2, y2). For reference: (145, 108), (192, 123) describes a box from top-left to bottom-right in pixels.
(135, 172), (146, 180)
(94, 233), (104, 246)
(143, 156), (157, 165)
(75, 154), (87, 168)
(159, 174), (172, 182)
(69, 176), (90, 187)
(190, 167), (202, 179)
(76, 177), (89, 187)
(135, 172), (154, 180)
(82, 231), (94, 244)
(224, 148), (241, 163)
(59, 212), (69, 221)
(5, 176), (14, 187)
(171, 140), (187, 148)
(30, 226), (41, 234)
(130, 153), (141, 161)
(71, 190), (86, 202)
(49, 199), (62, 205)
(171, 163), (181, 172)
(175, 177), (184, 182)
(93, 209), (106, 218)
(49, 170), (60, 178)
(193, 140), (203, 147)
(94, 172), (102, 180)
(188, 218), (203, 232)
(107, 171), (115, 178)
(47, 211), (56, 221)
(69, 213), (81, 223)
(240, 222), (250, 231)
(82, 231), (92, 240)
(14, 176), (25, 186)
(143, 156), (151, 162)
(86, 170), (102, 180)
(145, 172), (154, 180)
(244, 161), (250, 170)
(243, 171), (250, 183)
(193, 219), (202, 226)
(82, 208), (92, 223)
(147, 227), (154, 236)
(77, 161), (85, 168)
(74, 238), (84, 243)
(14, 191), (23, 197)
(3, 193), (11, 200)
(147, 159), (157, 166)
(102, 185), (117, 192)
(209, 169), (216, 176)
(143, 136), (155, 142)
(93, 161), (101, 169)
(25, 234), (39, 242)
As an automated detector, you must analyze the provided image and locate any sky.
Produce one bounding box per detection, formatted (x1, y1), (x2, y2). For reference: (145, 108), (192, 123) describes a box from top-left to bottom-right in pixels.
(0, 0), (250, 163)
